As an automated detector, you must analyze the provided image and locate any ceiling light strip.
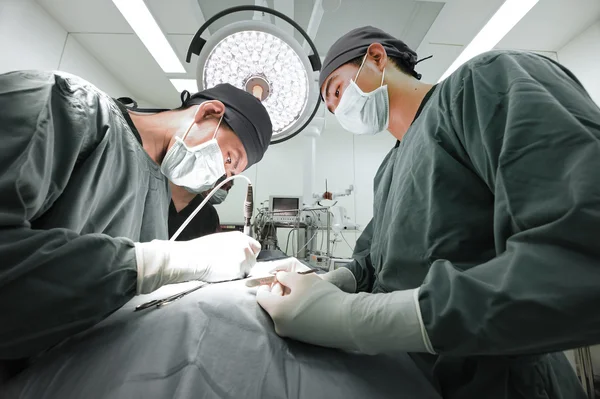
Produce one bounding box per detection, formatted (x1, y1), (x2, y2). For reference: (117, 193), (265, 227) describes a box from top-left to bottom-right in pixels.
(438, 0), (539, 82)
(112, 0), (186, 73)
(170, 78), (198, 93)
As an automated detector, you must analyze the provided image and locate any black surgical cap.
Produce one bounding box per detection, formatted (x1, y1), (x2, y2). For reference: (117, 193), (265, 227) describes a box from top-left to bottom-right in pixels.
(319, 26), (420, 90)
(182, 84), (273, 169)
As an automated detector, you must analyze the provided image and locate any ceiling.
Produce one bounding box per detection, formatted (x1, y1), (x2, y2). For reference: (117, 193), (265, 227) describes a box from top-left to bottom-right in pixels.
(36, 0), (600, 108)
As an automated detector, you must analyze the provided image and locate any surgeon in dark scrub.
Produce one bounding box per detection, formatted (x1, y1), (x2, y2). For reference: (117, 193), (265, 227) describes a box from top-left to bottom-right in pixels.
(257, 26), (600, 399)
(0, 72), (272, 375)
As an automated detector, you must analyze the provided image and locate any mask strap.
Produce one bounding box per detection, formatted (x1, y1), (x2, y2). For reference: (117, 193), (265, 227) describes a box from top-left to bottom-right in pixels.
(355, 54), (368, 81)
(213, 114), (224, 140)
(356, 54), (386, 87)
(181, 114), (224, 142)
(181, 119), (195, 141)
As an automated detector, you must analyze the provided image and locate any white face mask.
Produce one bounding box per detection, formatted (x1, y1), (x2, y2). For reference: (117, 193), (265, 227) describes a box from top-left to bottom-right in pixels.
(161, 115), (226, 194)
(208, 188), (228, 205)
(335, 55), (390, 135)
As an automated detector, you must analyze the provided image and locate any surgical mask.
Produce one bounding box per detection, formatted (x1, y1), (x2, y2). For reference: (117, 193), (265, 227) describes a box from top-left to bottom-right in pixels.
(335, 55), (389, 135)
(208, 188), (228, 204)
(161, 115), (226, 194)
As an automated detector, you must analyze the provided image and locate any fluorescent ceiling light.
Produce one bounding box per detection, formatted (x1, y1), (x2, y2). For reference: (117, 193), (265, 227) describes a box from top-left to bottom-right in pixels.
(170, 79), (198, 93)
(438, 0), (539, 82)
(112, 0), (185, 73)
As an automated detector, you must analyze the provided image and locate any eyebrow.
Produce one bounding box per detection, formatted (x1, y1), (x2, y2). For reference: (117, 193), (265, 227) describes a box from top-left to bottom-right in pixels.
(324, 76), (333, 102)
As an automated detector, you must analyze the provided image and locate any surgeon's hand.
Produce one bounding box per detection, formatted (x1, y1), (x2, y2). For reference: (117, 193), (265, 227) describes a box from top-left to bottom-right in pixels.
(256, 271), (358, 351)
(135, 231), (261, 294)
(265, 257), (357, 293)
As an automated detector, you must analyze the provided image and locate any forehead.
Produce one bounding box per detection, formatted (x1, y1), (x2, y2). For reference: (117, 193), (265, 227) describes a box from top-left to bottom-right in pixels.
(320, 63), (361, 97)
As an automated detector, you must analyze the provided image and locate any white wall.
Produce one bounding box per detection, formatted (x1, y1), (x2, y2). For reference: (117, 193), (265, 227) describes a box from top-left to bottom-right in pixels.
(557, 21), (600, 376)
(501, 21), (600, 380)
(0, 0), (132, 98)
(558, 21), (600, 106)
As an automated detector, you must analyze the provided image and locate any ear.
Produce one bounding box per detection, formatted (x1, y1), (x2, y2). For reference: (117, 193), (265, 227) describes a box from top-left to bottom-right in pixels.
(366, 42), (388, 72)
(193, 100), (225, 124)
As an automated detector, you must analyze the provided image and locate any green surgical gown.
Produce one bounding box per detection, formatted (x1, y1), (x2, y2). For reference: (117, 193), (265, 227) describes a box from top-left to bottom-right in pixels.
(347, 51), (599, 398)
(0, 71), (170, 360)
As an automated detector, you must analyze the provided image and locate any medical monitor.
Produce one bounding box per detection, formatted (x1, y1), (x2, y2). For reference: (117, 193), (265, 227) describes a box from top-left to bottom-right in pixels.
(269, 196), (302, 223)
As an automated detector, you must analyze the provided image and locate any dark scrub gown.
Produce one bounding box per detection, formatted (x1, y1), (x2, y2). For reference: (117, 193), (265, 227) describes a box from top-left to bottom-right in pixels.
(168, 194), (221, 241)
(346, 50), (599, 398)
(0, 71), (170, 363)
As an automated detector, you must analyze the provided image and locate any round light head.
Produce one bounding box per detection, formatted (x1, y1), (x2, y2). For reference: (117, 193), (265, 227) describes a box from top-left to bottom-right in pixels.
(197, 21), (317, 143)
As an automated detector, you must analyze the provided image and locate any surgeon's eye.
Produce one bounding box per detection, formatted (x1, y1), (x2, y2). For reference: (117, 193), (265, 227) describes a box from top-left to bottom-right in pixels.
(226, 154), (232, 164)
(335, 88), (340, 98)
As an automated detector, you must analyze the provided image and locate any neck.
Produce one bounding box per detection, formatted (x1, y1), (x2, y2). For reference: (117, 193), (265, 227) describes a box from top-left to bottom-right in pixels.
(128, 108), (196, 164)
(387, 73), (434, 141)
(170, 182), (196, 212)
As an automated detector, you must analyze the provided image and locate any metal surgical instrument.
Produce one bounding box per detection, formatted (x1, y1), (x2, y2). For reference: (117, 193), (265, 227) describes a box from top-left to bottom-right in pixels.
(244, 269), (319, 287)
(134, 277), (245, 312)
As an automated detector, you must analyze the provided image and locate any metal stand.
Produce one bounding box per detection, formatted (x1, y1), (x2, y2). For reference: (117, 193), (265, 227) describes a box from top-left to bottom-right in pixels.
(575, 346), (596, 399)
(326, 210), (331, 257)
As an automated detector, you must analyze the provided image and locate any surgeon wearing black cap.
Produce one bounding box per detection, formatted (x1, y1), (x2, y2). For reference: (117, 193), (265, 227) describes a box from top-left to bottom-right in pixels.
(0, 70), (272, 363)
(257, 26), (600, 398)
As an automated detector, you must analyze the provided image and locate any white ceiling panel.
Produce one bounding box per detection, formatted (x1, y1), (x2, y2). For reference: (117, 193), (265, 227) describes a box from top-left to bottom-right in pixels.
(37, 0), (133, 33)
(146, 0), (205, 35)
(423, 0), (505, 45)
(168, 34), (198, 76)
(34, 0), (597, 113)
(293, 0), (314, 41)
(414, 42), (464, 82)
(72, 33), (181, 108)
(313, 0), (444, 55)
(401, 1), (447, 53)
(197, 0), (256, 34)
(413, 0), (588, 82)
(498, 0), (600, 51)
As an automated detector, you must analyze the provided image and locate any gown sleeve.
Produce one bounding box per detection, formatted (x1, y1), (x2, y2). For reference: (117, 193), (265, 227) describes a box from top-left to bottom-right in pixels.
(0, 71), (138, 359)
(342, 219), (376, 292)
(418, 52), (600, 356)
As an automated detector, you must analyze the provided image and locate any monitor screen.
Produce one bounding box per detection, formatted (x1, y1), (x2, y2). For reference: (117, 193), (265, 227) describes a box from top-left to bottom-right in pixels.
(272, 197), (299, 216)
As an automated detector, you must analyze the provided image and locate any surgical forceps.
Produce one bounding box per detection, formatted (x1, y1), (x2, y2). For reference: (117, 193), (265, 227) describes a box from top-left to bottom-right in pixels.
(134, 277), (245, 312)
(134, 269), (319, 312)
(244, 269), (318, 287)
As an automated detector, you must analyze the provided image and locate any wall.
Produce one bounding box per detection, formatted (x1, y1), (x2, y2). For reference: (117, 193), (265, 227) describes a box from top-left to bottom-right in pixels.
(557, 19), (600, 377)
(0, 0), (133, 98)
(558, 21), (600, 106)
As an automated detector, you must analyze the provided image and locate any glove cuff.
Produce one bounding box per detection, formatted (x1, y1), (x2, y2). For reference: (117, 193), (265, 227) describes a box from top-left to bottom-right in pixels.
(134, 240), (171, 294)
(347, 288), (436, 355)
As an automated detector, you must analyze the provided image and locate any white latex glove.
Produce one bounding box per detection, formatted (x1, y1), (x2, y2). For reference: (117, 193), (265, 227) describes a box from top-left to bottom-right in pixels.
(256, 271), (433, 355)
(262, 257), (357, 293)
(257, 271), (357, 351)
(266, 257), (312, 273)
(247, 257), (309, 278)
(135, 231), (261, 294)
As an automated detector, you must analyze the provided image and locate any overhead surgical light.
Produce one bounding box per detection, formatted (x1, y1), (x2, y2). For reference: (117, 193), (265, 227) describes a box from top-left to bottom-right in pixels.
(438, 0), (539, 82)
(186, 6), (322, 144)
